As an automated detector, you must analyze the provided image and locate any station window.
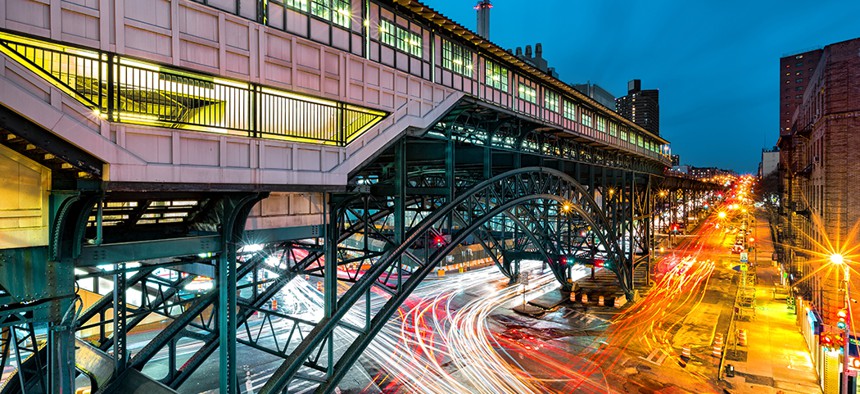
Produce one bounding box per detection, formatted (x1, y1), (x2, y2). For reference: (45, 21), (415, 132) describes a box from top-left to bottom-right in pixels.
(380, 19), (422, 57)
(545, 90), (559, 112)
(621, 130), (629, 142)
(609, 122), (618, 137)
(518, 83), (536, 103)
(441, 40), (473, 77)
(285, 0), (351, 28)
(485, 60), (508, 91)
(596, 116), (606, 132)
(581, 112), (592, 128)
(563, 100), (576, 121)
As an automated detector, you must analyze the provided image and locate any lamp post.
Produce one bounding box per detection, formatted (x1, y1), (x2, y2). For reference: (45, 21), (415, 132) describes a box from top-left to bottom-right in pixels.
(832, 253), (851, 394)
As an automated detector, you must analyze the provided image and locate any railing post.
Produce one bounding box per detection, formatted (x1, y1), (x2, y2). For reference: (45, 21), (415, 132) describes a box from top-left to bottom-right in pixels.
(338, 103), (346, 146)
(107, 53), (115, 121)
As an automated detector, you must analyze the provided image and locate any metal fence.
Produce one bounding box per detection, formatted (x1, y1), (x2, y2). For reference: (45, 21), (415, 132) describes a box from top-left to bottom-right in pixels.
(0, 33), (386, 146)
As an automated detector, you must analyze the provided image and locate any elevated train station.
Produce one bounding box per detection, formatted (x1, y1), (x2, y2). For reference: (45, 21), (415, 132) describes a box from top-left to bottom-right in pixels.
(0, 0), (720, 392)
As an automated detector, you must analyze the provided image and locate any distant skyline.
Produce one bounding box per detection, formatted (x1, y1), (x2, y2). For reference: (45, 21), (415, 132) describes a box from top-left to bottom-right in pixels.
(420, 0), (860, 174)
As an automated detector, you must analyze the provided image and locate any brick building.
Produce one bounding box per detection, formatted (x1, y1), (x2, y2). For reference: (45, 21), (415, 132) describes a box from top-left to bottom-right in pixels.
(777, 37), (860, 367)
(779, 49), (822, 135)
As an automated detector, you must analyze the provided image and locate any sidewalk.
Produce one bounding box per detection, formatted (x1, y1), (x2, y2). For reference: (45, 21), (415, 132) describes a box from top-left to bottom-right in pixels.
(721, 211), (821, 394)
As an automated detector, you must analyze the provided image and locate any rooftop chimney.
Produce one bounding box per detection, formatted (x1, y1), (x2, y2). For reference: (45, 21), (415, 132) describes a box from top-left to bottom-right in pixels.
(475, 0), (492, 39)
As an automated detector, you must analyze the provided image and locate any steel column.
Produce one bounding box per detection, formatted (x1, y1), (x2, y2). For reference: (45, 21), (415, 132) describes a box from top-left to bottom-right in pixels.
(219, 193), (267, 394)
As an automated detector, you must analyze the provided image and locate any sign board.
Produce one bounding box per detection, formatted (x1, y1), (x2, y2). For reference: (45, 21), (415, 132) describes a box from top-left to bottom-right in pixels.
(740, 263), (748, 272)
(740, 252), (749, 263)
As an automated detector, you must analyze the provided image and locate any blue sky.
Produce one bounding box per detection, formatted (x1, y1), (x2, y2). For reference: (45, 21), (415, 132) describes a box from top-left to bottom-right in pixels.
(420, 0), (860, 173)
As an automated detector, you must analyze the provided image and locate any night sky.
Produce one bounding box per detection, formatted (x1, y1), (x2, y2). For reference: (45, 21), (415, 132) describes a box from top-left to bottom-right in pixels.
(420, 0), (860, 174)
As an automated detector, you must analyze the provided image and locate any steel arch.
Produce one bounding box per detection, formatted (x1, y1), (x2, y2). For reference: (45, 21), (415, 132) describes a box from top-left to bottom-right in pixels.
(260, 167), (629, 393)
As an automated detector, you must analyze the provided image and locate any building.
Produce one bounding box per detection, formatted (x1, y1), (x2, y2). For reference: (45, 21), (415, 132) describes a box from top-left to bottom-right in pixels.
(616, 79), (660, 135)
(759, 146), (779, 178)
(671, 154), (680, 167)
(777, 37), (860, 394)
(513, 43), (558, 78)
(572, 82), (615, 110)
(779, 49), (822, 135)
(670, 165), (690, 175)
(688, 166), (734, 180)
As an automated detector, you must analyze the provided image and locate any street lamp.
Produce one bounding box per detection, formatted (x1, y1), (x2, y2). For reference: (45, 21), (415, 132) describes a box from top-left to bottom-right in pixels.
(831, 253), (850, 394)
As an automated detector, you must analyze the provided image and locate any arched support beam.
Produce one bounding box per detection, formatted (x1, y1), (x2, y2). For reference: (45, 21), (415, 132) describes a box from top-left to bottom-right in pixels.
(259, 167), (628, 394)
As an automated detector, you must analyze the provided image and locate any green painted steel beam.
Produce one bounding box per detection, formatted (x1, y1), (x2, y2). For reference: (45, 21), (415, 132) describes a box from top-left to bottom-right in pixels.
(75, 225), (322, 266)
(244, 225), (322, 244)
(77, 236), (221, 267)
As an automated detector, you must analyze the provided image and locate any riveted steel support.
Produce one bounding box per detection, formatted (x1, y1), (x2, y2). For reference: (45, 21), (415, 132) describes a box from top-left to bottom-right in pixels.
(113, 262), (127, 374)
(219, 193), (267, 394)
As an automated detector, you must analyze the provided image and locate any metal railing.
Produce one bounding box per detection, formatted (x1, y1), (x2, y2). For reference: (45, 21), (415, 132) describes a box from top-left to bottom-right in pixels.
(0, 33), (386, 147)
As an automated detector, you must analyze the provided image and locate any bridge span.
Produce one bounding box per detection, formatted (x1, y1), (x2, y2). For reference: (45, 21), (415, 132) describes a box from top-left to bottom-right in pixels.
(0, 0), (721, 392)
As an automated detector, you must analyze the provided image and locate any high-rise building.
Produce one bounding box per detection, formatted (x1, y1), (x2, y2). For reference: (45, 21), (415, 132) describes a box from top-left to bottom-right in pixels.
(615, 79), (660, 135)
(777, 37), (860, 392)
(779, 49), (822, 135)
(572, 82), (615, 110)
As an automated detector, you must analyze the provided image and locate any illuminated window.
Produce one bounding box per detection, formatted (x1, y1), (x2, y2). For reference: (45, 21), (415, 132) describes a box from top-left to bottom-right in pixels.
(596, 116), (606, 132)
(284, 0), (308, 10)
(518, 83), (536, 103)
(442, 40), (473, 77)
(544, 90), (559, 112)
(380, 19), (421, 57)
(285, 0), (350, 28)
(621, 129), (629, 142)
(581, 112), (592, 128)
(485, 60), (508, 91)
(609, 122), (618, 137)
(563, 100), (576, 120)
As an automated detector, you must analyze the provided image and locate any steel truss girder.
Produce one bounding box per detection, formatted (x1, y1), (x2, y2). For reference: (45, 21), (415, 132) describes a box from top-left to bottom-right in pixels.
(259, 166), (629, 393)
(432, 99), (667, 175)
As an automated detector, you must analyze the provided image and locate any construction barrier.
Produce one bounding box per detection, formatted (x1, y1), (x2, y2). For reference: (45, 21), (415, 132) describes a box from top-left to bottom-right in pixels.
(681, 345), (691, 360)
(737, 329), (747, 346)
(437, 269), (445, 277)
(714, 333), (724, 347)
(598, 295), (605, 306)
(582, 293), (588, 304)
(712, 345), (722, 358)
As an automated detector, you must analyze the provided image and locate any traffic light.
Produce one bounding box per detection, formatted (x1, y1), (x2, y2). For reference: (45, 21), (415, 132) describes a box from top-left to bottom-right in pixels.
(670, 223), (679, 233)
(559, 255), (568, 265)
(820, 332), (834, 347)
(593, 259), (605, 268)
(838, 309), (848, 330)
(433, 235), (445, 248)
